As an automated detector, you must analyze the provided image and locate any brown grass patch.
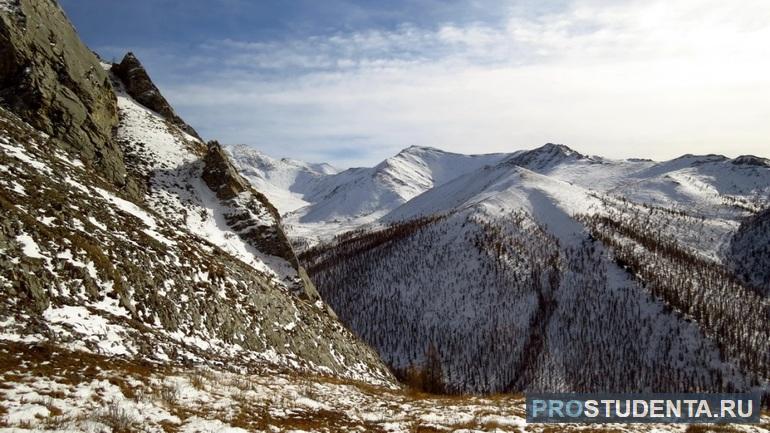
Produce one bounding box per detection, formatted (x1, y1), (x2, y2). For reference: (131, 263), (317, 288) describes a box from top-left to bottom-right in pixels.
(684, 424), (747, 433)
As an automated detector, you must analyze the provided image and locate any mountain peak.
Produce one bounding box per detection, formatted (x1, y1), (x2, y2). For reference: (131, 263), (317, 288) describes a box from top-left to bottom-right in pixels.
(671, 153), (728, 163)
(502, 142), (585, 171)
(113, 52), (201, 140)
(398, 145), (453, 157)
(732, 155), (770, 167)
(535, 142), (583, 157)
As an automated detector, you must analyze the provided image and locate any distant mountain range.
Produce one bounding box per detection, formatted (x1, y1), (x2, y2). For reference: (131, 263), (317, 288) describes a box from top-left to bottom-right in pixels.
(230, 141), (770, 394)
(229, 142), (769, 248)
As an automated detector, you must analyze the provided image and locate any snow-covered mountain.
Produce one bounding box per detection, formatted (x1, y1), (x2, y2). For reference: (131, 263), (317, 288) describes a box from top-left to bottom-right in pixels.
(382, 144), (770, 258)
(233, 141), (770, 251)
(233, 142), (770, 394)
(228, 145), (509, 246)
(227, 144), (339, 214)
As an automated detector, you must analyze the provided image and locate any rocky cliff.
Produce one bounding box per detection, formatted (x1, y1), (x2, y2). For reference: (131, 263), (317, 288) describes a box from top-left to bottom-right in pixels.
(0, 0), (130, 191)
(200, 139), (325, 302)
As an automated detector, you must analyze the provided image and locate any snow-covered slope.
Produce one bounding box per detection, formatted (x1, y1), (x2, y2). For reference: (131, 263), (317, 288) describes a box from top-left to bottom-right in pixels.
(115, 85), (312, 291)
(610, 154), (770, 217)
(226, 144), (338, 214)
(295, 143), (770, 394)
(230, 145), (507, 246)
(300, 146), (506, 221)
(304, 205), (767, 393)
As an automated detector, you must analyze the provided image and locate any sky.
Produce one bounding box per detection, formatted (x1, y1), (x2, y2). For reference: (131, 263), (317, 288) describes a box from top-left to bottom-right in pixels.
(61, 0), (770, 167)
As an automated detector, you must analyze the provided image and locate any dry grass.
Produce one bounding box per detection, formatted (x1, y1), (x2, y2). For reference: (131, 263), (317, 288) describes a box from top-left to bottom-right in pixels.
(541, 428), (626, 433)
(99, 400), (137, 433)
(4, 341), (765, 433)
(0, 340), (164, 385)
(156, 382), (180, 406)
(270, 408), (388, 433)
(188, 372), (206, 390)
(684, 424), (747, 433)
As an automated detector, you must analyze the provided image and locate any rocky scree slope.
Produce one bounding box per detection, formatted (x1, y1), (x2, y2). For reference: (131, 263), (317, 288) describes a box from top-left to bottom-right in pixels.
(0, 0), (393, 385)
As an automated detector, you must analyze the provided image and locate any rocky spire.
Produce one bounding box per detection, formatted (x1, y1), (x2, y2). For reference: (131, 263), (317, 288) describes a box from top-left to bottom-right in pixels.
(113, 52), (202, 140)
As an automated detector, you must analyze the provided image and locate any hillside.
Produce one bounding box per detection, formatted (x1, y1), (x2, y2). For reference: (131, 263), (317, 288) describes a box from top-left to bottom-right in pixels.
(3, 0), (770, 431)
(0, 0), (393, 392)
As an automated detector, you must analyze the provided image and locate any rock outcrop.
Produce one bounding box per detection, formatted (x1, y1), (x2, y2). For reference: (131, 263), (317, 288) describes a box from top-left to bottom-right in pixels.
(732, 155), (770, 167)
(202, 140), (325, 303)
(202, 140), (298, 268)
(502, 142), (586, 171)
(113, 52), (201, 140)
(0, 0), (127, 188)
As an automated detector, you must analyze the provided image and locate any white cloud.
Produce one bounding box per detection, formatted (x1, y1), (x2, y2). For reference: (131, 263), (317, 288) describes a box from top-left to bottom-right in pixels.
(164, 0), (770, 166)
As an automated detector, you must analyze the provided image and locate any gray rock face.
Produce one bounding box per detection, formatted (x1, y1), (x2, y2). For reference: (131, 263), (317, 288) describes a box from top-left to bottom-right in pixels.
(113, 52), (201, 140)
(202, 140), (297, 267)
(202, 140), (253, 201)
(0, 0), (126, 188)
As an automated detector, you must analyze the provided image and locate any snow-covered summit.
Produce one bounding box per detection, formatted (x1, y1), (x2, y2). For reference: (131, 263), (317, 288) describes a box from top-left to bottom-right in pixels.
(227, 144), (339, 213)
(501, 142), (586, 170)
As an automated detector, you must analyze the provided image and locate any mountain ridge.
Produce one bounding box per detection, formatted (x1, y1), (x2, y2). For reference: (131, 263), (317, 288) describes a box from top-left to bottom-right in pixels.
(231, 141), (770, 248)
